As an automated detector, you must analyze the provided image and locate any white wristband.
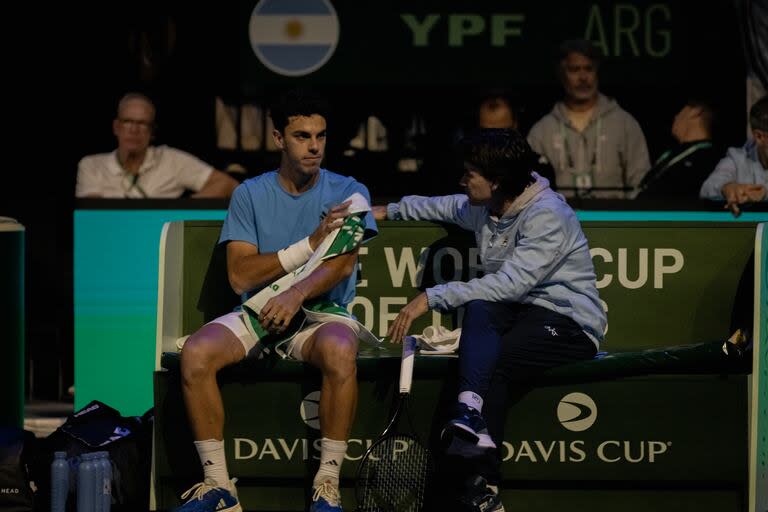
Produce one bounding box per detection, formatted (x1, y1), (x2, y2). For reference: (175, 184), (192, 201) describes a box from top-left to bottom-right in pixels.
(277, 236), (313, 273)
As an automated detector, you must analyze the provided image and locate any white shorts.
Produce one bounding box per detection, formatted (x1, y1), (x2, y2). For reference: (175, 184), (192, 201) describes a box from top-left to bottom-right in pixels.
(206, 311), (361, 361)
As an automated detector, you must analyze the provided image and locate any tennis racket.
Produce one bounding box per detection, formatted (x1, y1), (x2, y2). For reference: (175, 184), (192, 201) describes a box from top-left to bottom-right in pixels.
(355, 336), (434, 512)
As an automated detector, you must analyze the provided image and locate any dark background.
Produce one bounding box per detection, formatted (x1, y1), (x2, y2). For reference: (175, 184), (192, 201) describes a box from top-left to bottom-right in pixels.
(2, 0), (752, 400)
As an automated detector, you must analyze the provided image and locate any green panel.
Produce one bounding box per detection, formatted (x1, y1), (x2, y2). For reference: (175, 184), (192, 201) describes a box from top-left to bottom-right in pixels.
(74, 210), (226, 416)
(498, 490), (742, 512)
(154, 369), (747, 510)
(177, 219), (760, 355)
(499, 376), (747, 480)
(582, 223), (756, 350)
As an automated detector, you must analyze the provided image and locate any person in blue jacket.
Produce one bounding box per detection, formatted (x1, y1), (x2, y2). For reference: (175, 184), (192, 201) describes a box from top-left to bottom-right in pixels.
(373, 128), (606, 511)
(700, 95), (768, 216)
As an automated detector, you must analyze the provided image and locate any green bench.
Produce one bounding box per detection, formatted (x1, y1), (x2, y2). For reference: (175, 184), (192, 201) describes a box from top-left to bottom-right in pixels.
(151, 219), (767, 512)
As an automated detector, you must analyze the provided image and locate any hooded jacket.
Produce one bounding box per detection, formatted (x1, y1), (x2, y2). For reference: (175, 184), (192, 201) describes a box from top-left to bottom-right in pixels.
(528, 94), (650, 199)
(387, 175), (606, 348)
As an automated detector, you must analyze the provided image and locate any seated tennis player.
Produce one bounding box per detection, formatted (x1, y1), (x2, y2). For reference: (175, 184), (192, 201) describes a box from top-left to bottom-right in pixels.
(174, 89), (377, 512)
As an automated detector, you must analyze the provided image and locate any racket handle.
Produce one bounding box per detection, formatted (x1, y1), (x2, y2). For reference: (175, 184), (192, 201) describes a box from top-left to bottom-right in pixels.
(399, 336), (417, 393)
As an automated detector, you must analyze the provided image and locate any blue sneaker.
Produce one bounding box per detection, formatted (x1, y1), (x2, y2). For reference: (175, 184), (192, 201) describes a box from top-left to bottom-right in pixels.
(310, 481), (342, 511)
(441, 403), (496, 449)
(459, 475), (505, 512)
(173, 478), (241, 512)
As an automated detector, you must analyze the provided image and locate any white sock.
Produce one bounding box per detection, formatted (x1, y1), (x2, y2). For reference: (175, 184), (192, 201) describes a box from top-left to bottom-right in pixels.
(459, 391), (483, 412)
(194, 439), (231, 490)
(313, 438), (347, 488)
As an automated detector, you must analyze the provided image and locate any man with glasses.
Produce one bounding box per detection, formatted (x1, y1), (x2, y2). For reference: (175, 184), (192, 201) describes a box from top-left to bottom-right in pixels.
(76, 92), (238, 198)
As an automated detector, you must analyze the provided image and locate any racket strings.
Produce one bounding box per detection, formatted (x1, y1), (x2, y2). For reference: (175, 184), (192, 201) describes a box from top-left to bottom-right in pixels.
(358, 435), (433, 511)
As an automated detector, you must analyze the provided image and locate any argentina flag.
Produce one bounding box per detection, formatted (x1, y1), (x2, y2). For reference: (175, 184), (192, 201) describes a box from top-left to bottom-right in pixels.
(249, 0), (339, 77)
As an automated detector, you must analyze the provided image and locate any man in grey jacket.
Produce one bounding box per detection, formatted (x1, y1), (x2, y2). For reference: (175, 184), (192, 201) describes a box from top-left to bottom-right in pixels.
(373, 129), (606, 511)
(528, 40), (650, 199)
(700, 95), (767, 215)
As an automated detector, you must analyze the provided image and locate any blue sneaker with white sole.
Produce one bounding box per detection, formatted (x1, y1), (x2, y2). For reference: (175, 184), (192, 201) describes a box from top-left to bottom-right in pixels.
(172, 478), (241, 512)
(310, 481), (343, 511)
(441, 402), (497, 450)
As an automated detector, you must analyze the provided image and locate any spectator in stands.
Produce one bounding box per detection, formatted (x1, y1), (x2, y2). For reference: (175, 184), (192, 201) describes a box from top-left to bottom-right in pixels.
(636, 99), (719, 199)
(374, 129), (605, 511)
(174, 89), (377, 512)
(700, 95), (768, 215)
(528, 39), (650, 198)
(475, 92), (557, 188)
(478, 94), (519, 130)
(76, 92), (238, 198)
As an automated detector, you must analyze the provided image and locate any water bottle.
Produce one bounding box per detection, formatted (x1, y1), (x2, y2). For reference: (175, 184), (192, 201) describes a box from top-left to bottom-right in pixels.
(95, 451), (112, 512)
(77, 453), (97, 512)
(51, 451), (69, 512)
(91, 453), (103, 512)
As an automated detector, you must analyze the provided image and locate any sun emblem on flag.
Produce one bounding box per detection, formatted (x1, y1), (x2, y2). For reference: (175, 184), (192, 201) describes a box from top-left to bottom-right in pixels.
(284, 19), (303, 40)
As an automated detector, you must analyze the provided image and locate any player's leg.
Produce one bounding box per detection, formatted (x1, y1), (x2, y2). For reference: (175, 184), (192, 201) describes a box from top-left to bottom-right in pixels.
(462, 305), (596, 511)
(296, 321), (359, 511)
(444, 300), (517, 449)
(174, 313), (251, 512)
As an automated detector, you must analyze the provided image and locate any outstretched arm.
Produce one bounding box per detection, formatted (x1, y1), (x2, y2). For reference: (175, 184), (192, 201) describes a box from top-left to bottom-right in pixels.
(375, 194), (480, 230)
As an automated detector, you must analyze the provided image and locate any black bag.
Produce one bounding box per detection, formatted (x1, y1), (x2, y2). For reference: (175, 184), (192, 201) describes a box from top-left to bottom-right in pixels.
(38, 400), (153, 512)
(0, 427), (37, 512)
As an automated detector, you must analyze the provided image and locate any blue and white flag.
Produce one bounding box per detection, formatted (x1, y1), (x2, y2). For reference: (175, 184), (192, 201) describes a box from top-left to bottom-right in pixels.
(249, 0), (339, 77)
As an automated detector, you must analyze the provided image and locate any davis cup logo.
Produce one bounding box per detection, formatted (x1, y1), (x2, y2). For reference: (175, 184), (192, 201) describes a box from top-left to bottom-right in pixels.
(557, 392), (597, 432)
(301, 391), (321, 429)
(249, 0), (340, 77)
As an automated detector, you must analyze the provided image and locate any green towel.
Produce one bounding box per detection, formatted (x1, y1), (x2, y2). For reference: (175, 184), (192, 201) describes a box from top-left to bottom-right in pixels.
(241, 193), (380, 357)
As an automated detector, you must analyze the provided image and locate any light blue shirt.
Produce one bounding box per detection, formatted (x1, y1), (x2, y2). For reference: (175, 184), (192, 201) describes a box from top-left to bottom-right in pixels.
(700, 140), (768, 200)
(388, 189), (606, 346)
(220, 169), (377, 306)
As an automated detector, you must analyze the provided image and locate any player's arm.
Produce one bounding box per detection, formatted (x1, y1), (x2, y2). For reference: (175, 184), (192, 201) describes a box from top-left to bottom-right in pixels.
(226, 200), (352, 295)
(226, 241), (285, 296)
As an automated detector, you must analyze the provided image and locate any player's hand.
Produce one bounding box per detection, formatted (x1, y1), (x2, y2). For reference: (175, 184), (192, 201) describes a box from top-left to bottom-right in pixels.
(309, 200), (352, 250)
(387, 292), (429, 344)
(722, 183), (766, 216)
(259, 286), (305, 333)
(372, 205), (388, 221)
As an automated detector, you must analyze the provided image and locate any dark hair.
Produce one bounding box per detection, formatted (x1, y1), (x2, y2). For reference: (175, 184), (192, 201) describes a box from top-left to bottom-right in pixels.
(459, 129), (537, 197)
(557, 39), (602, 69)
(477, 91), (517, 128)
(269, 88), (331, 133)
(686, 98), (716, 135)
(749, 95), (768, 132)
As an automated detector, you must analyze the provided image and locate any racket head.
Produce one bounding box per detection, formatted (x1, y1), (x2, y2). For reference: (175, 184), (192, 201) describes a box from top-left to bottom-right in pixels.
(355, 433), (434, 512)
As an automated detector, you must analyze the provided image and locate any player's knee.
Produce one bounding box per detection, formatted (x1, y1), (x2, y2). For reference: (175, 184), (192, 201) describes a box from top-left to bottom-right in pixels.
(315, 332), (358, 378)
(180, 334), (219, 383)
